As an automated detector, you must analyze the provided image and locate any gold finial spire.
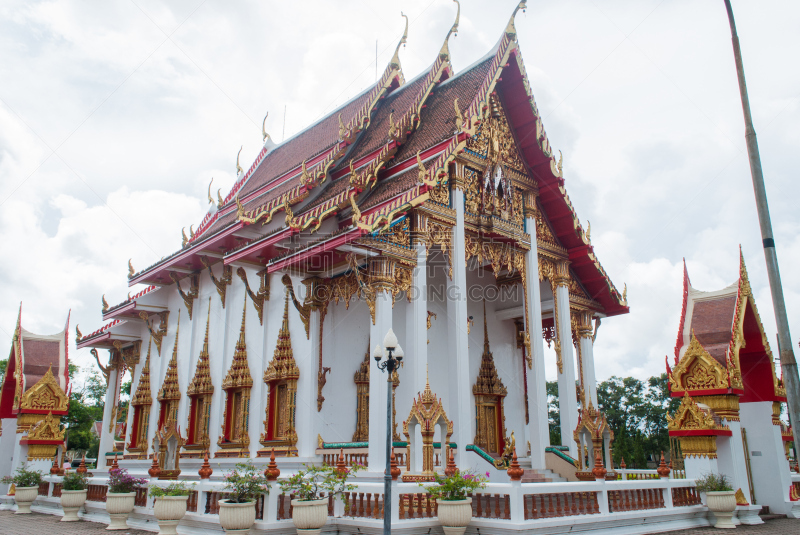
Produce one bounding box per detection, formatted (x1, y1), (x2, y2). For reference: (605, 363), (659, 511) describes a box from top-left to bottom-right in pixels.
(75, 324), (82, 342)
(128, 259), (135, 277)
(454, 97), (463, 133)
(102, 294), (109, 312)
(132, 337), (153, 406)
(207, 177), (214, 205)
(236, 146), (244, 175)
(439, 0), (460, 61)
(223, 299), (253, 390)
(188, 299), (214, 396)
(505, 0), (527, 40)
(585, 221), (591, 244)
(235, 194), (244, 218)
(338, 113), (346, 140)
(189, 224), (195, 238)
(388, 112), (397, 139)
(262, 112), (270, 142)
(390, 12), (409, 69)
(158, 310), (181, 402)
(300, 159), (311, 185)
(416, 151), (426, 182)
(483, 299), (490, 350)
(182, 228), (189, 246)
(217, 188), (224, 208)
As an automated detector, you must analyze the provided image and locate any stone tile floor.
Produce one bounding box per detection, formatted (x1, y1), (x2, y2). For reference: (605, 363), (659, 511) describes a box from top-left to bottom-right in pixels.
(0, 510), (151, 534)
(0, 510), (798, 534)
(660, 518), (797, 534)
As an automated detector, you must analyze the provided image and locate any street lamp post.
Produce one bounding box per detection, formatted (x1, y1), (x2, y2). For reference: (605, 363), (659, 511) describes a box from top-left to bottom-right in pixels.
(373, 328), (403, 535)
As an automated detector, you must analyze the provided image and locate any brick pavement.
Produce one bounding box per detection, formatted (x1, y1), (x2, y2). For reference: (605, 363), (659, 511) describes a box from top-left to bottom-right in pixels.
(0, 510), (152, 534)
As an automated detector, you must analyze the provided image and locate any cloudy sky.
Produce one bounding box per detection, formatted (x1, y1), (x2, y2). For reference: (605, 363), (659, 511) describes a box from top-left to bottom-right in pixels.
(1, 0), (799, 387)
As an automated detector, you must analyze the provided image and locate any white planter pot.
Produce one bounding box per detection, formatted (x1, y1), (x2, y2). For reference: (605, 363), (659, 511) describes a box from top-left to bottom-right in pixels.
(437, 498), (473, 535)
(105, 492), (136, 530)
(291, 498), (328, 534)
(13, 486), (38, 514)
(60, 489), (88, 521)
(218, 499), (256, 534)
(706, 491), (736, 529)
(154, 496), (189, 535)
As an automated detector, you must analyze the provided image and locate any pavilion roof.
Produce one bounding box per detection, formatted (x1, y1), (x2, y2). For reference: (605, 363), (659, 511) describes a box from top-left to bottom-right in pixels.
(124, 2), (626, 317)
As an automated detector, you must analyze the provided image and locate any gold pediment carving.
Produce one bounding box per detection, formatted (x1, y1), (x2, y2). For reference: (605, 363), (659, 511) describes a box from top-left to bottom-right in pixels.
(26, 412), (65, 441)
(667, 393), (726, 432)
(669, 333), (729, 393)
(19, 367), (68, 413)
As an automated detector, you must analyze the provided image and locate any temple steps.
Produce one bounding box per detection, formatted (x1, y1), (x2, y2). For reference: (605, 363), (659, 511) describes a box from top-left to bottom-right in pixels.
(520, 468), (567, 483)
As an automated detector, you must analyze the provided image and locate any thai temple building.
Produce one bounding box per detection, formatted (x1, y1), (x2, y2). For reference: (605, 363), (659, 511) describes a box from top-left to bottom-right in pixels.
(0, 307), (70, 483)
(667, 252), (798, 517)
(2, 1), (798, 532)
(74, 0), (629, 480)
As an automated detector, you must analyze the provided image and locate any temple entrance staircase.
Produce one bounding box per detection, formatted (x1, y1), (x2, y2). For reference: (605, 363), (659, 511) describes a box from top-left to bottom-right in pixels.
(520, 468), (566, 483)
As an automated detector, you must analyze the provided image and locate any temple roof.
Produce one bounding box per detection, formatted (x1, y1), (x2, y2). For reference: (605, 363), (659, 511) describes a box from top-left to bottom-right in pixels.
(0, 305), (70, 417)
(121, 2), (626, 316)
(668, 250), (785, 400)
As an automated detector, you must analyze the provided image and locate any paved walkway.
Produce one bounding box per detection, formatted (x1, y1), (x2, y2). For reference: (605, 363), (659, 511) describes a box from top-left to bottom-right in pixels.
(0, 510), (798, 534)
(0, 510), (151, 534)
(658, 518), (797, 535)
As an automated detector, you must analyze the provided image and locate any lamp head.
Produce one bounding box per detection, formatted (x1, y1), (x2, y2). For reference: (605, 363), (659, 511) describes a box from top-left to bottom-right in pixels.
(373, 344), (383, 362)
(383, 328), (398, 350)
(394, 343), (404, 362)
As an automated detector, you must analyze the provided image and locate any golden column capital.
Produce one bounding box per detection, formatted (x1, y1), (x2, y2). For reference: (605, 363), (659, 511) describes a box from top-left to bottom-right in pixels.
(368, 256), (396, 294)
(553, 260), (571, 288)
(522, 190), (538, 219)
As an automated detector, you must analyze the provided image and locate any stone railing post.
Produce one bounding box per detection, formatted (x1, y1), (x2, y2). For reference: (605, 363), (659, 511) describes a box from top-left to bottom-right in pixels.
(509, 481), (524, 522)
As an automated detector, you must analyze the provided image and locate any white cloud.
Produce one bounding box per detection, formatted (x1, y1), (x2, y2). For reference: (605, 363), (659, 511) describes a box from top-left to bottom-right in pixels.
(1, 0), (799, 390)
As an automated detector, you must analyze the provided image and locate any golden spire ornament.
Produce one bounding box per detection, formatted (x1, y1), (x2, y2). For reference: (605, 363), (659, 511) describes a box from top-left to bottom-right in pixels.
(207, 177), (214, 205)
(439, 0), (460, 61)
(236, 146), (244, 175)
(262, 112), (270, 142)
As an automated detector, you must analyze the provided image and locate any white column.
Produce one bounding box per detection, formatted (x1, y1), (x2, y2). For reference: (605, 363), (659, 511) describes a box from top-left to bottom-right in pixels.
(98, 364), (120, 459)
(579, 335), (598, 408)
(554, 271), (579, 457)
(368, 257), (394, 471)
(447, 185), (473, 469)
(409, 242), (428, 401)
(292, 288), (316, 459)
(407, 241), (427, 472)
(524, 202), (548, 470)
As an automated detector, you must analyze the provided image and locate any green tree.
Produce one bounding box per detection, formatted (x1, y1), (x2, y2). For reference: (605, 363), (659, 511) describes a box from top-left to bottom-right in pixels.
(546, 380), (561, 446)
(85, 370), (107, 407)
(0, 359), (7, 384)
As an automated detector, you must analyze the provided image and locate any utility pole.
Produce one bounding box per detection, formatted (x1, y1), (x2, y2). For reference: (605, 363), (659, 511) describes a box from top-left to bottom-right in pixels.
(723, 0), (800, 449)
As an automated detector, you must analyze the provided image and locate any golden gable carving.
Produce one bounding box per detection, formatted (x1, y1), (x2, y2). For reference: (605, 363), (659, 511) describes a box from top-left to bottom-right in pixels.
(19, 367), (68, 413)
(667, 393), (727, 432)
(26, 412), (65, 442)
(669, 333), (729, 393)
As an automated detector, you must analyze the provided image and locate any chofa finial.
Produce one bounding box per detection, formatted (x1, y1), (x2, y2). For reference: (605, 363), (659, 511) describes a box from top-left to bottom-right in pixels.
(128, 259), (135, 278)
(439, 0), (461, 60)
(390, 12), (409, 69)
(236, 146), (244, 175)
(207, 177), (214, 205)
(262, 112), (270, 142)
(505, 0), (527, 39)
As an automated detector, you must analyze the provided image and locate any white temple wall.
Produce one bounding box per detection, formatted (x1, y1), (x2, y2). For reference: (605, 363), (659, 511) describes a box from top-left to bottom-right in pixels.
(207, 270), (235, 452)
(740, 401), (792, 514)
(317, 299), (369, 444)
(0, 418), (18, 491)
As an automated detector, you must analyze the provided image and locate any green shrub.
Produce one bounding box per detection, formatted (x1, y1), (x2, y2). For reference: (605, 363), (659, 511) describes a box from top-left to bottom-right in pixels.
(150, 481), (195, 498)
(222, 461), (270, 503)
(694, 472), (733, 493)
(1, 466), (43, 488)
(62, 471), (88, 491)
(420, 470), (488, 501)
(279, 463), (364, 502)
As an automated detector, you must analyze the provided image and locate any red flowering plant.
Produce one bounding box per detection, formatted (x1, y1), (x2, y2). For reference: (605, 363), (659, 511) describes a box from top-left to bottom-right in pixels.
(420, 470), (489, 501)
(107, 468), (148, 494)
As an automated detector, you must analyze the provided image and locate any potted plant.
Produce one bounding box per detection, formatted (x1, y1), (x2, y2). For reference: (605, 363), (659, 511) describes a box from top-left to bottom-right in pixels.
(150, 481), (196, 535)
(219, 461), (270, 533)
(695, 472), (735, 529)
(1, 466), (44, 514)
(106, 467), (148, 530)
(279, 463), (365, 534)
(420, 470), (488, 535)
(60, 471), (89, 521)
